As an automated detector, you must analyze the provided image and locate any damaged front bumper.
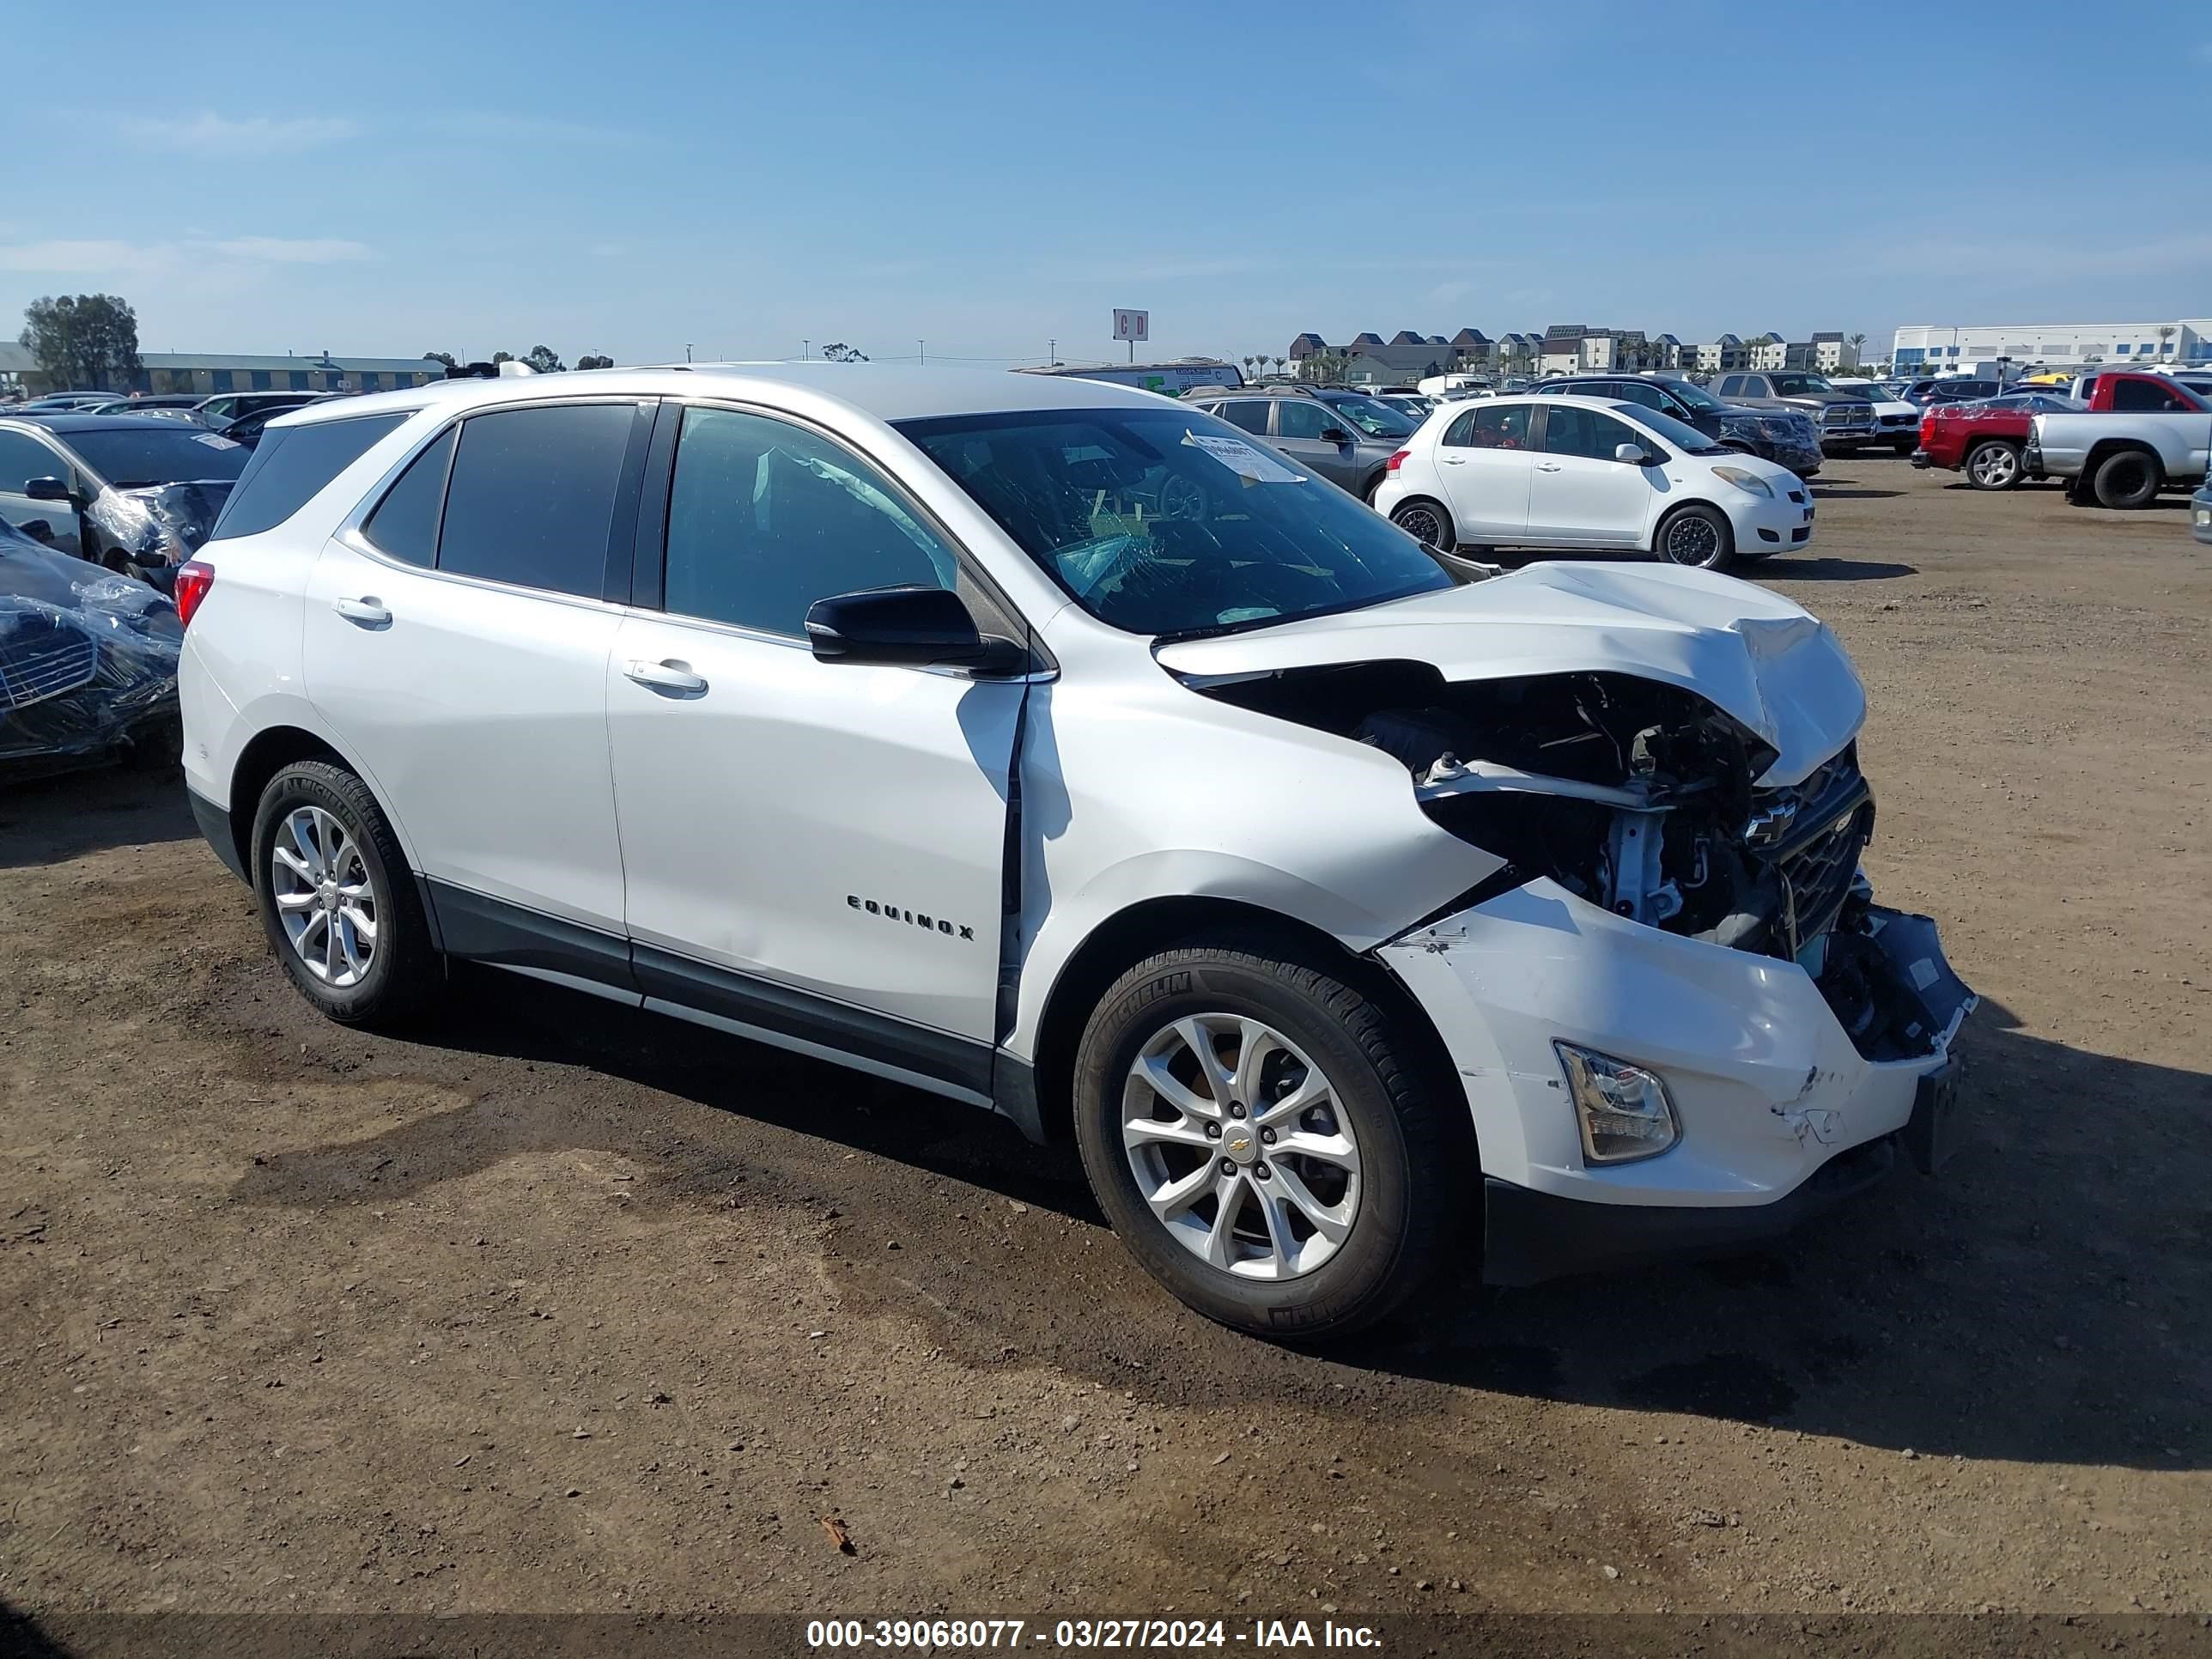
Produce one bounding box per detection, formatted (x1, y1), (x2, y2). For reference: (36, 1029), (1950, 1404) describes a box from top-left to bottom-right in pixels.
(1380, 881), (1974, 1285)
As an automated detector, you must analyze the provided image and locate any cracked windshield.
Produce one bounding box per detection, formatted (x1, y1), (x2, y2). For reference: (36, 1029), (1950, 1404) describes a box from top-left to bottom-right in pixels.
(898, 406), (1449, 635)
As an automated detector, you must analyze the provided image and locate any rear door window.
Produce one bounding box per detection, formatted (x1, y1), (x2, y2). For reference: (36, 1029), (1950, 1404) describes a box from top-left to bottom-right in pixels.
(1468, 404), (1533, 449)
(434, 404), (637, 597)
(362, 426), (458, 566)
(209, 413), (409, 541)
(1214, 400), (1271, 435)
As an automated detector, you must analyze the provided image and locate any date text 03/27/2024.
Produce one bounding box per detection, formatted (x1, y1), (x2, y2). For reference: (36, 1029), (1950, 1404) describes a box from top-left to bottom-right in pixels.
(805, 1619), (1384, 1650)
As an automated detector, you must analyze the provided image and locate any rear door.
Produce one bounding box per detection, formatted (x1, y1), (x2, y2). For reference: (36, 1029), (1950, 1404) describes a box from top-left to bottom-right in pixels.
(1270, 398), (1359, 489)
(1433, 402), (1534, 541)
(1528, 404), (1656, 546)
(301, 398), (651, 960)
(605, 400), (1029, 1076)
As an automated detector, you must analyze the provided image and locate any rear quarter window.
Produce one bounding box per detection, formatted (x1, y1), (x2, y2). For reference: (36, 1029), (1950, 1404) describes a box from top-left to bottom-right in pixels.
(208, 413), (410, 541)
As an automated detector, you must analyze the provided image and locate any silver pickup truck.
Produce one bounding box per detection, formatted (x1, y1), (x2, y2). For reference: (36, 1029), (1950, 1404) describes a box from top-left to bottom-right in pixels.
(2027, 380), (2212, 507)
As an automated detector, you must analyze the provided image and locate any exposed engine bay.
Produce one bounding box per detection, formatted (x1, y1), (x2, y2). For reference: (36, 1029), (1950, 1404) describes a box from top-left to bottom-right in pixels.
(1186, 659), (1878, 967)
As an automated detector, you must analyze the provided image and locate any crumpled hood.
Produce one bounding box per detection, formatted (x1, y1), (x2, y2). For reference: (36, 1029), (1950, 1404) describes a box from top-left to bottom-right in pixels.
(1155, 562), (1867, 787)
(87, 480), (234, 561)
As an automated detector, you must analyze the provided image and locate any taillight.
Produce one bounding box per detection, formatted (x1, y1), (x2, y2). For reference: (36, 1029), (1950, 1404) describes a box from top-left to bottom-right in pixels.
(1386, 448), (1410, 471)
(173, 561), (215, 629)
(1919, 412), (1936, 442)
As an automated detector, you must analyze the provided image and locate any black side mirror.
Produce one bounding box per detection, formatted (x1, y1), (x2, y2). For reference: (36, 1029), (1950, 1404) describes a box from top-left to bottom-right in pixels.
(1320, 427), (1354, 445)
(805, 586), (1022, 672)
(23, 476), (75, 503)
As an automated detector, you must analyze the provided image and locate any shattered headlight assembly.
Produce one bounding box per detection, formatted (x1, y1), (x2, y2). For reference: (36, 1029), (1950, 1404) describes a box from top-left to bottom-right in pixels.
(1711, 465), (1773, 498)
(1554, 1042), (1680, 1164)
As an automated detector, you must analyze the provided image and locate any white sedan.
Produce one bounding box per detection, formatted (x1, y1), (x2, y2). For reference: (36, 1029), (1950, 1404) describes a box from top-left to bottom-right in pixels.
(1373, 394), (1816, 570)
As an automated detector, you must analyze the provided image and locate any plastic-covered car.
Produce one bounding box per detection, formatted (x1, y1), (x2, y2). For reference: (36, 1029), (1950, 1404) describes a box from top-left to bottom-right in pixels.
(0, 516), (182, 775)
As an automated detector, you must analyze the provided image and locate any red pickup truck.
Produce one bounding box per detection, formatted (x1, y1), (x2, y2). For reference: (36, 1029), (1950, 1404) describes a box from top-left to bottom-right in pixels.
(1912, 373), (2194, 489)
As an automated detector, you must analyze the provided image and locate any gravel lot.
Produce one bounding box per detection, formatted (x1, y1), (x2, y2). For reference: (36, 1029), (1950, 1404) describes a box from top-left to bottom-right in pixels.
(3, 458), (2207, 1628)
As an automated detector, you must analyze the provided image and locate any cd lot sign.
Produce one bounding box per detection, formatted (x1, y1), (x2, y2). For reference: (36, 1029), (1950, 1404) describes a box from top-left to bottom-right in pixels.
(1112, 308), (1149, 343)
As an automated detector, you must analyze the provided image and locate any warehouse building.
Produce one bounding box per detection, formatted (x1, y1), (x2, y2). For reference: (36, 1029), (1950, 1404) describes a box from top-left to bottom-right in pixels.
(1893, 320), (2212, 373)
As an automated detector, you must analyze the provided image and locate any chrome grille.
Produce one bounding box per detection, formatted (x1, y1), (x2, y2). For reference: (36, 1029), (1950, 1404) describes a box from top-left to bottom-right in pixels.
(1745, 747), (1874, 956)
(1820, 404), (1874, 429)
(0, 621), (99, 710)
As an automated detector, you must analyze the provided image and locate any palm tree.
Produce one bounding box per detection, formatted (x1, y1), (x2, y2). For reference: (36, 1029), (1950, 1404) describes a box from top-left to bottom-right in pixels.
(1243, 356), (1258, 378)
(1849, 331), (1866, 368)
(2157, 325), (2176, 361)
(1273, 356), (1287, 377)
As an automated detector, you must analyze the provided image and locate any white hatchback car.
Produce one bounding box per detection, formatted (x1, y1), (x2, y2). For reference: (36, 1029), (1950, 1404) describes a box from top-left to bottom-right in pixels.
(1373, 394), (1816, 570)
(175, 366), (1970, 1339)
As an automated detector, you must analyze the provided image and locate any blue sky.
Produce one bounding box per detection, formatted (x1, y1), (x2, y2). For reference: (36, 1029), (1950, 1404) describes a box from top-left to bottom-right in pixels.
(5, 0), (2208, 368)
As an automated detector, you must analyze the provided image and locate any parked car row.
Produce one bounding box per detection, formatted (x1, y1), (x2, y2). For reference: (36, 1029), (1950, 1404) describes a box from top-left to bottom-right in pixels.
(1908, 369), (2212, 506)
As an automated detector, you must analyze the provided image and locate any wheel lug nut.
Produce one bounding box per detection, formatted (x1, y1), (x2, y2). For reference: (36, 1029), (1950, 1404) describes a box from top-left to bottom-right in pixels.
(1204, 1122), (1222, 1140)
(1219, 1158), (1237, 1176)
(1260, 1127), (1276, 1144)
(1229, 1103), (1247, 1119)
(1254, 1163), (1271, 1180)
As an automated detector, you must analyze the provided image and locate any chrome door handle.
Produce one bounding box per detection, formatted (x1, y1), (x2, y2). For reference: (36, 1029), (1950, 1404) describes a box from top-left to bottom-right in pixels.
(1439, 454), (1467, 465)
(332, 596), (392, 627)
(623, 659), (708, 695)
(1535, 462), (1564, 472)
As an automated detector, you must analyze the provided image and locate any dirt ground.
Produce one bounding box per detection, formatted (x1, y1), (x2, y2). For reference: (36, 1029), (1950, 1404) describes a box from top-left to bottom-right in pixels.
(3, 459), (2208, 1632)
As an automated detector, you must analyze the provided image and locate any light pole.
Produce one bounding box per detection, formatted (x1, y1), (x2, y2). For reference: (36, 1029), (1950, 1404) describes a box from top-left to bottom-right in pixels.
(918, 340), (925, 366)
(802, 339), (809, 362)
(684, 343), (692, 363)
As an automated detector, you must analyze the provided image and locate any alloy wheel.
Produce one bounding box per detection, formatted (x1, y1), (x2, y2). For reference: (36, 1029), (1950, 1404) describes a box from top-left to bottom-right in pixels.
(1121, 1013), (1361, 1281)
(1969, 446), (2019, 488)
(1393, 504), (1447, 548)
(1662, 514), (1723, 566)
(269, 805), (379, 988)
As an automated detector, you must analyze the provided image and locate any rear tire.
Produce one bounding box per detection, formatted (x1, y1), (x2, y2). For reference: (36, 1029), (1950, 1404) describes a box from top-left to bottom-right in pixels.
(1073, 939), (1467, 1340)
(1965, 440), (2023, 491)
(250, 761), (439, 1030)
(1654, 501), (1735, 570)
(2091, 448), (2161, 510)
(1389, 497), (1455, 553)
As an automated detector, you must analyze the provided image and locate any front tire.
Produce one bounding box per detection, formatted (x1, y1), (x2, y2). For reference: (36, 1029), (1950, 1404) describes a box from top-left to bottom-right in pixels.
(1072, 940), (1466, 1340)
(251, 761), (438, 1029)
(1965, 440), (2023, 491)
(2091, 448), (2161, 509)
(1389, 497), (1455, 553)
(1655, 501), (1735, 570)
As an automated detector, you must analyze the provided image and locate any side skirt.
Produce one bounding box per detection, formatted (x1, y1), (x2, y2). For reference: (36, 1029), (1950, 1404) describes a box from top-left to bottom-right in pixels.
(423, 879), (1027, 1130)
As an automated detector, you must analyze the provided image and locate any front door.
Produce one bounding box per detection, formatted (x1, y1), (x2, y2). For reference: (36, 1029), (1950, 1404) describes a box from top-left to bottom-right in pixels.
(1270, 398), (1360, 489)
(605, 402), (1025, 1082)
(0, 428), (82, 554)
(301, 400), (647, 948)
(1434, 401), (1535, 542)
(1528, 404), (1658, 547)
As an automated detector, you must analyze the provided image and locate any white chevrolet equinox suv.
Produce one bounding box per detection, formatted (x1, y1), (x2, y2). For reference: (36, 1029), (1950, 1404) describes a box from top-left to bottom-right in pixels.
(177, 365), (1973, 1339)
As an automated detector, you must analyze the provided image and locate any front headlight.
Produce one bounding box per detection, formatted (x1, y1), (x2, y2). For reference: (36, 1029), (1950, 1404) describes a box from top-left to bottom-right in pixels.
(1554, 1042), (1680, 1164)
(1711, 465), (1774, 497)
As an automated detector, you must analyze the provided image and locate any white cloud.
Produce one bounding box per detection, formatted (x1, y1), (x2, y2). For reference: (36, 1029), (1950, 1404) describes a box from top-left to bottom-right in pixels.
(120, 112), (359, 153)
(203, 237), (371, 264)
(424, 111), (645, 145)
(0, 240), (161, 273)
(0, 236), (373, 274)
(1856, 232), (2212, 284)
